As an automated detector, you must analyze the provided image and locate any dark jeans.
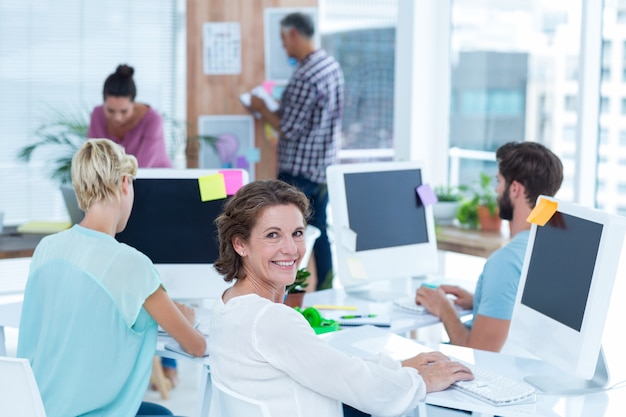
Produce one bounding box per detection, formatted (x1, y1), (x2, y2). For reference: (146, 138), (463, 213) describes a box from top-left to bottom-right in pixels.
(161, 356), (176, 369)
(342, 403), (370, 416)
(136, 401), (174, 416)
(278, 172), (333, 290)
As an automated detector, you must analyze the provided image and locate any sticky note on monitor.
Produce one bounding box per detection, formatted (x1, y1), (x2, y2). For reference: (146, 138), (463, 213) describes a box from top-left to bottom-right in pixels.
(416, 184), (438, 207)
(527, 197), (558, 226)
(198, 174), (227, 202)
(347, 257), (368, 280)
(219, 170), (244, 195)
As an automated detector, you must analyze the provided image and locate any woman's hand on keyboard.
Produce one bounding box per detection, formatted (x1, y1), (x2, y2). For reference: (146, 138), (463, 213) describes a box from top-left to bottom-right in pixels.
(403, 352), (474, 393)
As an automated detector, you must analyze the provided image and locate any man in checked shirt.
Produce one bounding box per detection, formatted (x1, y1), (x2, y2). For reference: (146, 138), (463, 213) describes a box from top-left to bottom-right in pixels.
(250, 11), (344, 291)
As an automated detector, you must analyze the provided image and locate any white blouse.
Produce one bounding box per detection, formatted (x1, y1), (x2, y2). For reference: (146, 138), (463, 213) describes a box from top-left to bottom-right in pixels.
(208, 294), (426, 417)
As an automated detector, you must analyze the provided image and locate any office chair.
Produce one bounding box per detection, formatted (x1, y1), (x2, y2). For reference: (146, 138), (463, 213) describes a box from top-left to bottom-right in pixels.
(300, 224), (321, 269)
(210, 378), (271, 417)
(0, 356), (47, 417)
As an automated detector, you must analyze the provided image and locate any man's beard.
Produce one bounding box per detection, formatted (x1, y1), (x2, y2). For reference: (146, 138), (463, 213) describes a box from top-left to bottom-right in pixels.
(498, 186), (514, 221)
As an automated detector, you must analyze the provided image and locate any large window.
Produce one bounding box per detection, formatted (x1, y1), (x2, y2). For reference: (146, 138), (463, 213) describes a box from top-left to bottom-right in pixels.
(0, 1), (185, 225)
(598, 1), (626, 214)
(320, 0), (397, 162)
(448, 1), (581, 202)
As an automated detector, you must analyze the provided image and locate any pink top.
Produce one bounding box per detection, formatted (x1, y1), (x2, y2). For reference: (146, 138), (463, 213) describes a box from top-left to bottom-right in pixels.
(87, 105), (173, 168)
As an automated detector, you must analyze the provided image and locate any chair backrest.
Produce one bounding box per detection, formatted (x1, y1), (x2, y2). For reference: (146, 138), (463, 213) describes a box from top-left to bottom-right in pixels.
(299, 224), (322, 269)
(210, 378), (271, 417)
(0, 356), (47, 417)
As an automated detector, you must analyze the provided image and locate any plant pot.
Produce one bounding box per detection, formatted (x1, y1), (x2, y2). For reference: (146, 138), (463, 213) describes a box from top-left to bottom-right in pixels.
(284, 291), (305, 308)
(477, 205), (501, 232)
(433, 201), (460, 225)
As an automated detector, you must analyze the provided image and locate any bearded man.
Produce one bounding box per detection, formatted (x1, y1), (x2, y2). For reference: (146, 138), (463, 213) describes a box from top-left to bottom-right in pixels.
(415, 142), (563, 352)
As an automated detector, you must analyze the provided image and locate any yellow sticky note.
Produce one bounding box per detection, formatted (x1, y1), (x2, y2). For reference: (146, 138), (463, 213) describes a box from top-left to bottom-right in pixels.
(347, 257), (368, 280)
(527, 198), (558, 226)
(198, 174), (227, 202)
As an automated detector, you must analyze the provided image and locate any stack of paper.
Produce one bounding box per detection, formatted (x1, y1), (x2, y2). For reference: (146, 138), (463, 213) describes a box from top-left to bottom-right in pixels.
(240, 85), (279, 119)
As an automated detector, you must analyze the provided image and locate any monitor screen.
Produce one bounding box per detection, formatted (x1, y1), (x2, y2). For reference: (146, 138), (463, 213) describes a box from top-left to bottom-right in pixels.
(327, 161), (439, 299)
(344, 170), (429, 251)
(509, 196), (626, 393)
(115, 168), (249, 300)
(520, 212), (602, 332)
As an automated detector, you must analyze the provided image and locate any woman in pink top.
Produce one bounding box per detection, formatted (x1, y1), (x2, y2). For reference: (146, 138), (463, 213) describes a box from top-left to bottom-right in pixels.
(88, 64), (173, 168)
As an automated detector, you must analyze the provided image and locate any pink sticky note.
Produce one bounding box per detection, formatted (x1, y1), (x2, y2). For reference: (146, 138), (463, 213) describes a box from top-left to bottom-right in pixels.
(416, 184), (438, 207)
(219, 170), (244, 195)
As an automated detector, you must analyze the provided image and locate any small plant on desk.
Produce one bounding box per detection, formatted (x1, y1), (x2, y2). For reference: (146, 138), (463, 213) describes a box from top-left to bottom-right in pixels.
(455, 172), (500, 231)
(284, 268), (310, 308)
(433, 186), (463, 226)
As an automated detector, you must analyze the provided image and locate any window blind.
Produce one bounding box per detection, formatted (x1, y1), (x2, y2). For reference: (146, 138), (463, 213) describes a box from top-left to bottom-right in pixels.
(0, 0), (184, 225)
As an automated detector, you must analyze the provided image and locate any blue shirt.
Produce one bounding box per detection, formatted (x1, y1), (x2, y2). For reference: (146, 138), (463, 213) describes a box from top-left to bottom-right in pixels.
(467, 230), (530, 327)
(278, 49), (344, 184)
(18, 225), (162, 417)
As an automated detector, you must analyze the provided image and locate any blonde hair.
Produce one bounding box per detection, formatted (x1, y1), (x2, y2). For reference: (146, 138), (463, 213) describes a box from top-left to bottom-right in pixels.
(71, 138), (138, 210)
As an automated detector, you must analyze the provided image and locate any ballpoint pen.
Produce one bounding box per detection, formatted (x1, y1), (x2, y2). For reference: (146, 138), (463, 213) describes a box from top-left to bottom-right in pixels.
(340, 314), (378, 319)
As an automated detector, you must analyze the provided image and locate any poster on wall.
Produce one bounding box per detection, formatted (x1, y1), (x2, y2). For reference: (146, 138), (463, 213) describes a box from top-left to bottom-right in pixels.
(198, 115), (257, 180)
(203, 22), (241, 75)
(263, 7), (319, 83)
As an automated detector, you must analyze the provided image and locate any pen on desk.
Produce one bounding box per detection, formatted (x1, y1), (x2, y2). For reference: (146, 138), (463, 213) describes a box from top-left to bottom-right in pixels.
(340, 314), (378, 319)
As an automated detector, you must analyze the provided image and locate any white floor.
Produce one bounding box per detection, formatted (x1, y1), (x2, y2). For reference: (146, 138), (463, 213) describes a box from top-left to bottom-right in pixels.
(142, 359), (203, 417)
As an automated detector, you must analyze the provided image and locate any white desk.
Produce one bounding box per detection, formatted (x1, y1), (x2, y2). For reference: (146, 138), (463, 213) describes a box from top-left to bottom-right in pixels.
(0, 257), (30, 355)
(303, 285), (472, 336)
(0, 297), (22, 356)
(180, 301), (625, 417)
(325, 325), (622, 417)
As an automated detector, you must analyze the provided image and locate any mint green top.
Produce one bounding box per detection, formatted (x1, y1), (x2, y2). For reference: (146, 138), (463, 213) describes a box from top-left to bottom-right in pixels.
(18, 225), (162, 417)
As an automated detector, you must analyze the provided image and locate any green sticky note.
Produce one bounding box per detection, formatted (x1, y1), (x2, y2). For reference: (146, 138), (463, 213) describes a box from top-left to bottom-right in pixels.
(198, 174), (227, 202)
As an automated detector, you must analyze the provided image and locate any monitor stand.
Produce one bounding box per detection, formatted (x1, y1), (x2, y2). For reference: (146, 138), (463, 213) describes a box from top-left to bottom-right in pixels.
(524, 347), (609, 395)
(344, 278), (411, 303)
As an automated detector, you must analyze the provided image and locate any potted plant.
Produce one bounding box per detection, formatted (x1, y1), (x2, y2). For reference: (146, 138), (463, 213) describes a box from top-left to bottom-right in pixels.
(455, 172), (501, 232)
(17, 108), (90, 186)
(284, 268), (310, 308)
(433, 186), (463, 225)
(475, 172), (501, 232)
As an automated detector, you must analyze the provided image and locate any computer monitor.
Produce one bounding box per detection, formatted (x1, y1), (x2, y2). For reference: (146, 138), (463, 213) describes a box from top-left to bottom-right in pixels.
(326, 161), (439, 301)
(115, 168), (249, 300)
(508, 196), (626, 395)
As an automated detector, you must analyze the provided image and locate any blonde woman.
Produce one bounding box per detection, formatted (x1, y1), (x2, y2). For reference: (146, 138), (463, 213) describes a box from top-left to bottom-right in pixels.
(18, 139), (205, 417)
